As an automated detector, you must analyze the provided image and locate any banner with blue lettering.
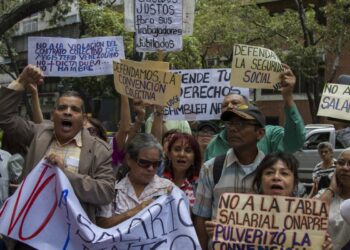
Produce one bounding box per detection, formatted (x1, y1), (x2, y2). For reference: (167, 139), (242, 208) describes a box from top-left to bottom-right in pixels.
(317, 83), (350, 121)
(0, 160), (201, 249)
(165, 69), (249, 121)
(28, 36), (125, 77)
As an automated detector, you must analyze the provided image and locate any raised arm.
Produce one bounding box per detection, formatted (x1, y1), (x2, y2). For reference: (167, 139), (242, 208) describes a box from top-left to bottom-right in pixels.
(0, 65), (44, 146)
(265, 64), (306, 153)
(28, 83), (44, 124)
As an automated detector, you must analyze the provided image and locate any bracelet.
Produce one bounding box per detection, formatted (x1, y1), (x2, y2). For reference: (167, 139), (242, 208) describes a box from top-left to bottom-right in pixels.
(326, 188), (335, 197)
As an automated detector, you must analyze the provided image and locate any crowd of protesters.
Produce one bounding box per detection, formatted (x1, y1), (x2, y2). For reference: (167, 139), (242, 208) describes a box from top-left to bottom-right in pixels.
(0, 64), (349, 250)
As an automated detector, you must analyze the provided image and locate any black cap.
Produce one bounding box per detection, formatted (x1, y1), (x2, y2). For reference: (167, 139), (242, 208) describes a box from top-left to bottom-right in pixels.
(197, 121), (220, 134)
(220, 105), (265, 127)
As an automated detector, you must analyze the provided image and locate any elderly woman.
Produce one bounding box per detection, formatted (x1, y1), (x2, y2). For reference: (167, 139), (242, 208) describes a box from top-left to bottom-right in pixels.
(206, 152), (332, 249)
(309, 142), (336, 197)
(317, 147), (350, 249)
(96, 133), (175, 228)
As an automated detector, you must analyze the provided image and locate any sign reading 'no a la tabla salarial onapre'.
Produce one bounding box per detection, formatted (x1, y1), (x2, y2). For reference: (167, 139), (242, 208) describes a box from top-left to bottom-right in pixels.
(317, 83), (350, 121)
(213, 193), (328, 250)
(134, 0), (183, 52)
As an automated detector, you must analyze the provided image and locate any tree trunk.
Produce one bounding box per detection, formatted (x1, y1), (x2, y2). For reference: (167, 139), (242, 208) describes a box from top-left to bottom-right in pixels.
(0, 0), (61, 36)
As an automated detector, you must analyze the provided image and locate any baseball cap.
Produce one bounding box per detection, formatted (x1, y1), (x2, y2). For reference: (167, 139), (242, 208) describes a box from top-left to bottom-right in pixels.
(220, 104), (266, 127)
(197, 121), (220, 134)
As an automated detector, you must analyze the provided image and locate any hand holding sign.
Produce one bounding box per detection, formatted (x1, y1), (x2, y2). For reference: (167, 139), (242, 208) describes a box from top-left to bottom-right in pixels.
(280, 64), (296, 106)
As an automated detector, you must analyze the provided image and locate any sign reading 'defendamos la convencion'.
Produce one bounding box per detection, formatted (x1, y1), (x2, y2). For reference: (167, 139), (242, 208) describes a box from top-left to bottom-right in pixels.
(134, 0), (183, 52)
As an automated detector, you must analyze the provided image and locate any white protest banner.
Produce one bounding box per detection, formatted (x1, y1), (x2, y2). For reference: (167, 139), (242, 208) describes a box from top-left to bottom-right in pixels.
(164, 68), (249, 121)
(213, 193), (328, 250)
(317, 83), (350, 121)
(113, 59), (181, 108)
(28, 36), (125, 77)
(231, 44), (284, 89)
(124, 0), (135, 32)
(0, 160), (201, 249)
(183, 0), (195, 35)
(134, 0), (183, 52)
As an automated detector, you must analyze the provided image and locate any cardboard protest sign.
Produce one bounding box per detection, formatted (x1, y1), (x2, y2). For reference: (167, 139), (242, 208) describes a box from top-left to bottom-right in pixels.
(317, 83), (350, 121)
(134, 0), (183, 52)
(164, 68), (249, 121)
(28, 36), (125, 77)
(0, 160), (201, 249)
(213, 193), (328, 250)
(113, 59), (181, 108)
(231, 44), (284, 89)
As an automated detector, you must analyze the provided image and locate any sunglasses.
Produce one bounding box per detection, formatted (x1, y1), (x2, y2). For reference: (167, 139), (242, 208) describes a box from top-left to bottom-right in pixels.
(336, 159), (350, 167)
(136, 158), (162, 169)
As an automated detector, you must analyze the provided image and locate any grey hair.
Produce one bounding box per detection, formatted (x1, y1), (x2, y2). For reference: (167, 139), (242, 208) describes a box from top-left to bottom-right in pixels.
(338, 147), (350, 158)
(55, 90), (85, 113)
(127, 133), (163, 160)
(317, 141), (334, 152)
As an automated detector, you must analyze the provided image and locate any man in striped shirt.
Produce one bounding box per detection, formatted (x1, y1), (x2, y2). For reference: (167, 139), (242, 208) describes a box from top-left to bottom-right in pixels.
(193, 105), (266, 249)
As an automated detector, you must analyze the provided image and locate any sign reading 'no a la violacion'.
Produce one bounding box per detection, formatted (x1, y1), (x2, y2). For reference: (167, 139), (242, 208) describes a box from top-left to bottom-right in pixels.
(134, 0), (183, 52)
(28, 36), (125, 77)
(113, 59), (181, 108)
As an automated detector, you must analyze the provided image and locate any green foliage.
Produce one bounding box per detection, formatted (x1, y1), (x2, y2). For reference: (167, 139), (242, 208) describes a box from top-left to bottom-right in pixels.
(67, 0), (134, 99)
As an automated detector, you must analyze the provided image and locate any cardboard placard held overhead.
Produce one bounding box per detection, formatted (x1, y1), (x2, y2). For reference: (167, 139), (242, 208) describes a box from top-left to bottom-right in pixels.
(231, 44), (284, 89)
(317, 83), (350, 121)
(113, 59), (181, 108)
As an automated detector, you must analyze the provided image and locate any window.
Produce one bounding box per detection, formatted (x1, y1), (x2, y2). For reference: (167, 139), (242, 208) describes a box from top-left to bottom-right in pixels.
(23, 19), (38, 33)
(303, 132), (330, 150)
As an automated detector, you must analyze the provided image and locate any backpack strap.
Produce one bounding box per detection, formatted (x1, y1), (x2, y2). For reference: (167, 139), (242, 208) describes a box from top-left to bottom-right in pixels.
(213, 154), (226, 185)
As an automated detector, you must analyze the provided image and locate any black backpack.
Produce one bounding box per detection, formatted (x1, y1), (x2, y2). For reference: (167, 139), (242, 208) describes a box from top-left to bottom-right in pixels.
(213, 154), (226, 185)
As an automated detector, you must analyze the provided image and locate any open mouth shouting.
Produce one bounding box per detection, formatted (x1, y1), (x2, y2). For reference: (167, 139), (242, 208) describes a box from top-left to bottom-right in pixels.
(61, 119), (73, 132)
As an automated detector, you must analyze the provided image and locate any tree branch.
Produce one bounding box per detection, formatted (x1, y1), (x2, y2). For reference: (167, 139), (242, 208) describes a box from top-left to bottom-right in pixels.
(0, 0), (61, 36)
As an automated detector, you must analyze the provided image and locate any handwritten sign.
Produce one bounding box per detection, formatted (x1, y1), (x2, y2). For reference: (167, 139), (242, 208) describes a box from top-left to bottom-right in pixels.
(164, 68), (249, 121)
(0, 160), (201, 249)
(317, 83), (350, 121)
(134, 0), (183, 52)
(28, 36), (125, 77)
(113, 59), (181, 108)
(213, 193), (328, 250)
(231, 44), (283, 89)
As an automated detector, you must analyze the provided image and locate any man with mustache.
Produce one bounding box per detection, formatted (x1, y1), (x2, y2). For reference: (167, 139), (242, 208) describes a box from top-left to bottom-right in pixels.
(193, 104), (266, 249)
(0, 65), (115, 225)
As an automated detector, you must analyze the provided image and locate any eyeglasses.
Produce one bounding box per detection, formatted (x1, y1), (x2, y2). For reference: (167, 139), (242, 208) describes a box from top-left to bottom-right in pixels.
(335, 159), (350, 167)
(136, 158), (162, 169)
(224, 120), (258, 129)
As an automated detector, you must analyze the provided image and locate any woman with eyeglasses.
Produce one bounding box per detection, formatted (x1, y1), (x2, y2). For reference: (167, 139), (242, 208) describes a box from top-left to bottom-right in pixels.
(163, 133), (202, 208)
(317, 147), (350, 249)
(96, 133), (175, 228)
